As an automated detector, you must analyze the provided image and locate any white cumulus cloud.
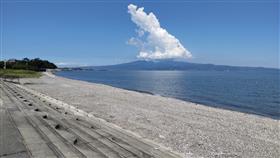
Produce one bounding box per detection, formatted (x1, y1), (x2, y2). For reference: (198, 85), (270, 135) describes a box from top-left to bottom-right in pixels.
(127, 4), (192, 60)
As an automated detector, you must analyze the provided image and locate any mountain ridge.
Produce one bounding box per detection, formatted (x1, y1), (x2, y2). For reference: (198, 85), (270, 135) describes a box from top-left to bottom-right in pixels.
(83, 60), (278, 71)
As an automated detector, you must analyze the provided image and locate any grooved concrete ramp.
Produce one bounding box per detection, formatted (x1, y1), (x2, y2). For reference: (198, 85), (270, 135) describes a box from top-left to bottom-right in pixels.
(0, 81), (182, 158)
(0, 91), (29, 157)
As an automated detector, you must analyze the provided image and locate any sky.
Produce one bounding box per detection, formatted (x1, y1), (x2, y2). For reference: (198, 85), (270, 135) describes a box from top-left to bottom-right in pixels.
(0, 0), (279, 68)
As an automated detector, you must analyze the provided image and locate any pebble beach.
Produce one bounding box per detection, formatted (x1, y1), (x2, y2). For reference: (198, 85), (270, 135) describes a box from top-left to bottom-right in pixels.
(20, 73), (280, 158)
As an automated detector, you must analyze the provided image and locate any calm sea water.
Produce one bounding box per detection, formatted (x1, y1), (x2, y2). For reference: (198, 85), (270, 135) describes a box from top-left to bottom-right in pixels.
(56, 69), (280, 119)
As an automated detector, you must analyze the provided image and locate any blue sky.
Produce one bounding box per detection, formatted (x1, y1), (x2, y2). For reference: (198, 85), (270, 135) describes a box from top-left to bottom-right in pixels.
(1, 0), (279, 68)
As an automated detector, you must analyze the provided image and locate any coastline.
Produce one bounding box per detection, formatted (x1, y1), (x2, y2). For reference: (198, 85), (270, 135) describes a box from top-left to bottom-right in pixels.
(53, 71), (278, 119)
(54, 70), (280, 120)
(19, 72), (280, 158)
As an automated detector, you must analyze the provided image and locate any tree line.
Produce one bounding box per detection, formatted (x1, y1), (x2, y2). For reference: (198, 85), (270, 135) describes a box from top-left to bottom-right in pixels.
(0, 58), (57, 71)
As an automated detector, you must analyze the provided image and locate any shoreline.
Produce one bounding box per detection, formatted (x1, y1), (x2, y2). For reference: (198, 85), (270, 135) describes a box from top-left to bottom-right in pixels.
(54, 71), (279, 120)
(20, 72), (280, 158)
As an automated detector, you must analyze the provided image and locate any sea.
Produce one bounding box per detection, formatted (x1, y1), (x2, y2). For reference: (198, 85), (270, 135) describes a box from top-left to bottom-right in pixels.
(56, 69), (280, 119)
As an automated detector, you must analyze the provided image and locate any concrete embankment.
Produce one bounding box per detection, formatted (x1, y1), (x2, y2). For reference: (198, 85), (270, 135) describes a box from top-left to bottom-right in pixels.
(0, 81), (181, 158)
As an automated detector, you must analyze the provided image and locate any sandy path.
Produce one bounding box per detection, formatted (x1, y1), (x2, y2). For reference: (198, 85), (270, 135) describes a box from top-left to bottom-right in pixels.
(20, 74), (280, 158)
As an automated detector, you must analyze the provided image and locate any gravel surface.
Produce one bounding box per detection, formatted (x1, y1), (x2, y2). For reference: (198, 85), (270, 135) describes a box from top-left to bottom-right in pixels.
(20, 73), (280, 158)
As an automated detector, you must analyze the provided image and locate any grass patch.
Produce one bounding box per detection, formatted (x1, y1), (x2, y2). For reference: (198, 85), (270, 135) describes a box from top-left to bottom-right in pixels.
(0, 69), (42, 78)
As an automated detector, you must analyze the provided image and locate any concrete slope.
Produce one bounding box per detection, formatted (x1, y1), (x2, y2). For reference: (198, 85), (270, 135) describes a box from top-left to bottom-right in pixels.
(0, 81), (182, 158)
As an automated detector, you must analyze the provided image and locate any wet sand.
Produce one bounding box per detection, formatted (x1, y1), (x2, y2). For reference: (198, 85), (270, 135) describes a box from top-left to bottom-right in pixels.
(20, 73), (280, 158)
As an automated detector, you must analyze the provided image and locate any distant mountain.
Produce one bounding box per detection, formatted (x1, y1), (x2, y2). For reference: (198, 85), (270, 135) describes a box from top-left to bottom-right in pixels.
(85, 60), (277, 71)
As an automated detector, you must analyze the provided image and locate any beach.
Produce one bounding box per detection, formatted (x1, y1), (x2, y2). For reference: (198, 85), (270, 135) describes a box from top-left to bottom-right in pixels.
(19, 72), (280, 158)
